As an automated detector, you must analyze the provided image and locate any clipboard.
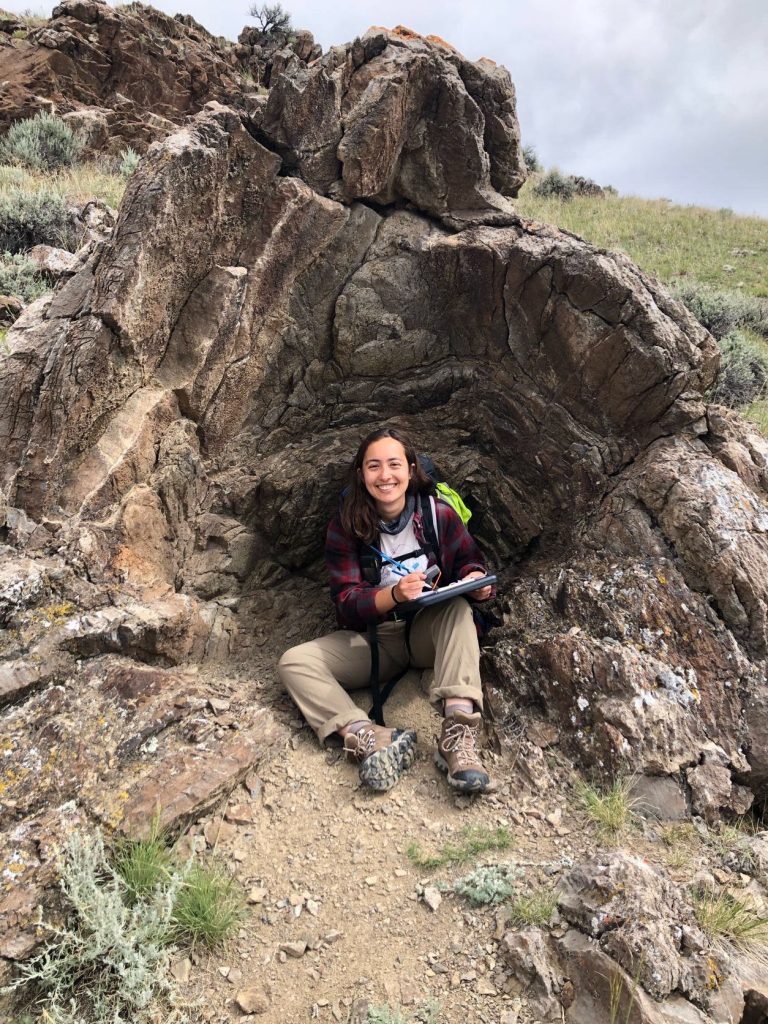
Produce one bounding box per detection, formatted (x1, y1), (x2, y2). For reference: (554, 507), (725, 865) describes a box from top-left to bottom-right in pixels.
(396, 574), (497, 613)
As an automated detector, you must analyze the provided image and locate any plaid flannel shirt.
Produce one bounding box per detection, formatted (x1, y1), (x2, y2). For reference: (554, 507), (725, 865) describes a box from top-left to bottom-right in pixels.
(326, 498), (490, 631)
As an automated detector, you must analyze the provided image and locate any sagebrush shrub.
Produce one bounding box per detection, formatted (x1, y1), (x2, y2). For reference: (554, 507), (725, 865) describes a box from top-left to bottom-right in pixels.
(117, 147), (141, 177)
(522, 144), (542, 173)
(2, 830), (185, 1024)
(532, 168), (576, 201)
(0, 186), (78, 253)
(674, 281), (768, 340)
(0, 111), (83, 171)
(709, 329), (768, 408)
(0, 251), (49, 302)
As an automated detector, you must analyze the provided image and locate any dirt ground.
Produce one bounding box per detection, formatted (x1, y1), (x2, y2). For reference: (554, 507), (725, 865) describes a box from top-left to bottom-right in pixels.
(180, 668), (582, 1024)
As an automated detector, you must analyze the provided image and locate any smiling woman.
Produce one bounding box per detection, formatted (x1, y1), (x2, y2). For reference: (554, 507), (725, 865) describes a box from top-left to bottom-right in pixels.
(278, 426), (495, 794)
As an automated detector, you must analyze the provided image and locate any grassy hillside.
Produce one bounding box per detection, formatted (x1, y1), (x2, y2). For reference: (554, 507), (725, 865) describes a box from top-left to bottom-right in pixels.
(514, 182), (768, 299)
(514, 176), (768, 432)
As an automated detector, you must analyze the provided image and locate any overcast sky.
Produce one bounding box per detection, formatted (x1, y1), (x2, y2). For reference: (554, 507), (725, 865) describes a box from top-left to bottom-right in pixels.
(8, 0), (768, 216)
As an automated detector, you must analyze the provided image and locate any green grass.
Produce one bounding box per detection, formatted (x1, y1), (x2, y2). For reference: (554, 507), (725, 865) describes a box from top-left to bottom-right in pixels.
(407, 825), (513, 870)
(112, 824), (174, 906)
(746, 398), (768, 433)
(693, 889), (768, 951)
(507, 888), (559, 927)
(575, 776), (638, 841)
(170, 860), (245, 947)
(514, 181), (768, 298)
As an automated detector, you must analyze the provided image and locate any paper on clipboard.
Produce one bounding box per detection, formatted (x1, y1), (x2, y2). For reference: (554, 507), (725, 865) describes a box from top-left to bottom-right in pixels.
(395, 574), (497, 613)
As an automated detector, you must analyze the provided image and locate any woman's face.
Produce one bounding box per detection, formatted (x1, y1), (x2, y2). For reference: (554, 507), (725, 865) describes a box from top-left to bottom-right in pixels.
(361, 437), (413, 518)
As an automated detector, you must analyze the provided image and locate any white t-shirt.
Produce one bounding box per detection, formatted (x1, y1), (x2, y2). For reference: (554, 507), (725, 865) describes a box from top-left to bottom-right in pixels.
(378, 517), (429, 589)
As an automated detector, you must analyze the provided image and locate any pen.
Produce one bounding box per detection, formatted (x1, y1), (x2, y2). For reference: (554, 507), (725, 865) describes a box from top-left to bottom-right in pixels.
(367, 545), (413, 577)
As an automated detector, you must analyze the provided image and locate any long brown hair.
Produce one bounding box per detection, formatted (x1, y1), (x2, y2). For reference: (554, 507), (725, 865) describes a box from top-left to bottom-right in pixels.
(340, 427), (432, 542)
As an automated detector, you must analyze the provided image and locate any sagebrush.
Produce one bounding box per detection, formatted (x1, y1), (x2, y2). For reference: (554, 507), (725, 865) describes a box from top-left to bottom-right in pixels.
(1, 111), (82, 172)
(5, 826), (245, 1022)
(709, 328), (768, 408)
(453, 863), (520, 906)
(2, 830), (187, 1024)
(0, 186), (78, 253)
(0, 251), (49, 303)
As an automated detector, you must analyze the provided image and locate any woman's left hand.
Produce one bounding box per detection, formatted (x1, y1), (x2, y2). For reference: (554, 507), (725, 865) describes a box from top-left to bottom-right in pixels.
(462, 571), (492, 601)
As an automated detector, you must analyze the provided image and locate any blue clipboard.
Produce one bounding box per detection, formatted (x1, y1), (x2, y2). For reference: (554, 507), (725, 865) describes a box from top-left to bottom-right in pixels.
(396, 574), (497, 614)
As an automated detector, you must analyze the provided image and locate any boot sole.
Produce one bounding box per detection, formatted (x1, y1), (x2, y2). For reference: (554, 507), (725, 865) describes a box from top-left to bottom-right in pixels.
(360, 730), (417, 791)
(434, 751), (489, 793)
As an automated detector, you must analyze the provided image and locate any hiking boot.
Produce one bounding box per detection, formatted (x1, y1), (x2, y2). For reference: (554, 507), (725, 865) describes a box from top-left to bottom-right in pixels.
(344, 724), (417, 792)
(435, 711), (490, 793)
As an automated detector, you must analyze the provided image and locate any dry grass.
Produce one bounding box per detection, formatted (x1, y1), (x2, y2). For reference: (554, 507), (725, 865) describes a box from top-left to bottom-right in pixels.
(693, 888), (768, 952)
(575, 775), (639, 841)
(0, 160), (126, 210)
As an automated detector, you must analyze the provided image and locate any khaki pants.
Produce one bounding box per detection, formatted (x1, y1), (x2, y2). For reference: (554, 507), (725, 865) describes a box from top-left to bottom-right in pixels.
(278, 598), (483, 741)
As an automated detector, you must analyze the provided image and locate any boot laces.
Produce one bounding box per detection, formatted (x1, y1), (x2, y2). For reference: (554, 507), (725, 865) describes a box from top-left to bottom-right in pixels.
(355, 726), (377, 759)
(442, 720), (479, 768)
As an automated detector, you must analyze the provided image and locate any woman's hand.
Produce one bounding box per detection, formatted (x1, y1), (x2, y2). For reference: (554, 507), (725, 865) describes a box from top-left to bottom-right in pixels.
(393, 571), (427, 603)
(462, 570), (492, 601)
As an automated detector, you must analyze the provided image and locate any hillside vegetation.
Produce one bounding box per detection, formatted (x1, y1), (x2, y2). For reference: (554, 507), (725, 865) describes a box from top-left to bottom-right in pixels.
(515, 174), (768, 431)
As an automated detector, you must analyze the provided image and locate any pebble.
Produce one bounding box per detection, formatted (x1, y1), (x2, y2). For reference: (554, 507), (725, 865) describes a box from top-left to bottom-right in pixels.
(423, 886), (442, 912)
(235, 986), (270, 1014)
(476, 978), (497, 996)
(170, 957), (191, 984)
(280, 941), (308, 958)
(248, 887), (268, 904)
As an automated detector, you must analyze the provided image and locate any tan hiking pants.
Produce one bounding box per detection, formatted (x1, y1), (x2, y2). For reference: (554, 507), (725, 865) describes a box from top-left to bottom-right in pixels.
(278, 597), (483, 741)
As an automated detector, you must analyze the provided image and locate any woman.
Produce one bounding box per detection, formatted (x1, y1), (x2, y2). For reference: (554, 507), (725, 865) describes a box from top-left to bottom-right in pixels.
(278, 427), (494, 793)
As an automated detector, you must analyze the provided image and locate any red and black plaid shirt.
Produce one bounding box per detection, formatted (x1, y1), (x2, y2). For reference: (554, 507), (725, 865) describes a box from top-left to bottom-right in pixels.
(326, 499), (490, 631)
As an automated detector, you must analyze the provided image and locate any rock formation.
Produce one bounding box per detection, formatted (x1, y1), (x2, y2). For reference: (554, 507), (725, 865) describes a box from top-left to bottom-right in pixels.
(0, 0), (320, 152)
(2, 16), (768, 1021)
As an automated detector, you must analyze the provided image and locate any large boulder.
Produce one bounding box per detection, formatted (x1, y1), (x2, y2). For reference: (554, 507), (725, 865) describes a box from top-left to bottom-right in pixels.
(261, 26), (527, 227)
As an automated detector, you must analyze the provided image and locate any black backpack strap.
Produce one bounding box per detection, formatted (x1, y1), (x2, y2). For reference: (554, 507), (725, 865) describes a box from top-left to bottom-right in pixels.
(367, 622), (385, 725)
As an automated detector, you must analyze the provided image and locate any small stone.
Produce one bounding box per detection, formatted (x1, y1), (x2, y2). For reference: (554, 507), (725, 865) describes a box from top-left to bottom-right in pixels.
(423, 886), (442, 912)
(713, 868), (731, 884)
(280, 940), (307, 958)
(461, 970), (477, 983)
(244, 772), (263, 798)
(545, 808), (562, 827)
(248, 887), (268, 904)
(208, 697), (230, 714)
(365, 875), (378, 886)
(219, 965), (230, 977)
(203, 819), (236, 846)
(306, 899), (320, 916)
(235, 986), (270, 1014)
(170, 956), (191, 983)
(227, 967), (243, 986)
(450, 972), (461, 988)
(225, 803), (255, 825)
(394, 868), (407, 877)
(476, 978), (497, 995)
